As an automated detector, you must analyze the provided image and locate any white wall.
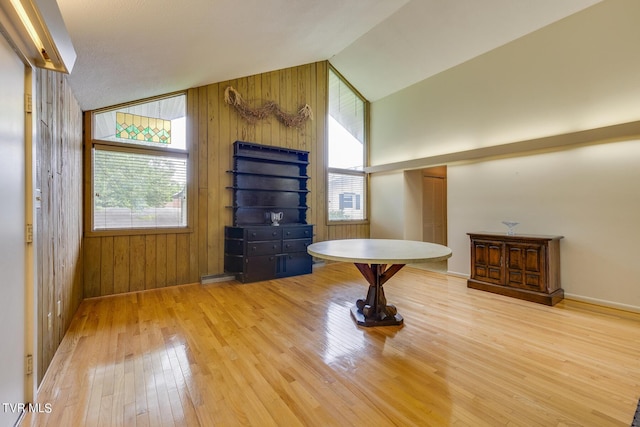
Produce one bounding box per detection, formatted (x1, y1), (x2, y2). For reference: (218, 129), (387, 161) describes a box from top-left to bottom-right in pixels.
(368, 0), (640, 310)
(447, 140), (640, 309)
(370, 172), (405, 239)
(370, 0), (640, 166)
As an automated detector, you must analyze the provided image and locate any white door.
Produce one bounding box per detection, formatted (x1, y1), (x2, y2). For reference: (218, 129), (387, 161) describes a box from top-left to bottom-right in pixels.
(0, 32), (27, 427)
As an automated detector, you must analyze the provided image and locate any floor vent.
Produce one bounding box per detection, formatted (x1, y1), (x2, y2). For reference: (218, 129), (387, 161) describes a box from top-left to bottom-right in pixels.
(200, 274), (236, 284)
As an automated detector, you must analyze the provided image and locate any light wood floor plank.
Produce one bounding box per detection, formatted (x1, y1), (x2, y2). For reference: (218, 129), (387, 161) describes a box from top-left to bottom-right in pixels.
(21, 263), (640, 426)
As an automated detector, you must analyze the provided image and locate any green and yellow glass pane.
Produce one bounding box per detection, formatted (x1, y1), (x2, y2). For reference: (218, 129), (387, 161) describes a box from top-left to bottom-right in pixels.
(116, 111), (171, 144)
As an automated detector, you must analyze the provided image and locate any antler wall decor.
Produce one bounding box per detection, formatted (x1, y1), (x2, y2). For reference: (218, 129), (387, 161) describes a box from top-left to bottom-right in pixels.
(224, 86), (313, 128)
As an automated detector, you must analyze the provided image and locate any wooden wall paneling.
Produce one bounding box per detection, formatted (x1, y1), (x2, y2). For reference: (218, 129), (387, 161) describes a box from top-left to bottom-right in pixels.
(280, 67), (293, 148)
(38, 71), (54, 381)
(155, 234), (167, 288)
(318, 62), (330, 242)
(193, 87), (208, 278)
(165, 234), (177, 286)
(241, 76), (252, 140)
(311, 62), (325, 240)
(207, 84), (222, 275)
(198, 186), (209, 276)
(247, 75), (259, 142)
(176, 234), (189, 284)
(129, 235), (146, 292)
(297, 64), (308, 151)
(145, 235), (157, 290)
(35, 74), (44, 385)
(269, 70), (281, 145)
(260, 71), (273, 145)
(100, 237), (114, 296)
(234, 78), (246, 141)
(188, 232), (198, 283)
(220, 79), (234, 262)
(113, 236), (130, 294)
(204, 84), (215, 275)
(35, 68), (83, 383)
(290, 66), (299, 148)
(187, 88), (200, 285)
(63, 76), (83, 320)
(52, 97), (62, 349)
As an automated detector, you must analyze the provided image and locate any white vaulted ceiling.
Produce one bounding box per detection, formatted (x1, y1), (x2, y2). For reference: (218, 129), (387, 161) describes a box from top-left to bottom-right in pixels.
(56, 0), (601, 111)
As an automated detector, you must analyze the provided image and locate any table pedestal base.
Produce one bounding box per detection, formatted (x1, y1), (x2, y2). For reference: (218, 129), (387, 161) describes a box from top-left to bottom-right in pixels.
(351, 263), (405, 327)
(350, 306), (403, 327)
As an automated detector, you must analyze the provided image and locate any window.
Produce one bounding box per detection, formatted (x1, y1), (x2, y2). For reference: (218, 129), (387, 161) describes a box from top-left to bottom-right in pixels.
(328, 67), (367, 221)
(90, 94), (188, 231)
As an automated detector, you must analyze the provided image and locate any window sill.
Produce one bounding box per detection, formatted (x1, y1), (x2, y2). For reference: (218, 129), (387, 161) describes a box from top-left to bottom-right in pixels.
(327, 220), (369, 226)
(84, 226), (193, 238)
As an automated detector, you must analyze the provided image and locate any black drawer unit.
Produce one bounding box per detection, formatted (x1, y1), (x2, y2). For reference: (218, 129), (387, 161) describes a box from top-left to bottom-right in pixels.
(224, 224), (313, 283)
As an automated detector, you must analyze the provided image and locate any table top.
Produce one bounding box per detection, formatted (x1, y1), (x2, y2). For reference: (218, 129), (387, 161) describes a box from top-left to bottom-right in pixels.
(307, 239), (452, 264)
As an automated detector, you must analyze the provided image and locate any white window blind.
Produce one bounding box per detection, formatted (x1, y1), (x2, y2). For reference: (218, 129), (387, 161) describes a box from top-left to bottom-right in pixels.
(93, 148), (187, 230)
(328, 172), (365, 220)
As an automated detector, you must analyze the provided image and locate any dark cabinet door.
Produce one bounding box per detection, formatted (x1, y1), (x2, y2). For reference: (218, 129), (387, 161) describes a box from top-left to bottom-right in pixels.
(505, 243), (546, 291)
(471, 240), (503, 285)
(244, 255), (277, 282)
(276, 252), (313, 278)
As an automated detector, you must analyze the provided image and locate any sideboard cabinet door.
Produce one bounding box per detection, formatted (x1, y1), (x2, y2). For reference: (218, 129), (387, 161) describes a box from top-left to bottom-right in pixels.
(471, 239), (503, 285)
(505, 243), (546, 292)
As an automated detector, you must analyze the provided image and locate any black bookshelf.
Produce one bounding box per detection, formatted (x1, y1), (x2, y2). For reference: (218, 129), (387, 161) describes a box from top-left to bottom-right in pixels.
(224, 141), (313, 283)
(226, 141), (310, 226)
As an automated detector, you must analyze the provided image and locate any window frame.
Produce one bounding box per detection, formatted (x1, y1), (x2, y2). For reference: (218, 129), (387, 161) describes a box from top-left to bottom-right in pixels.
(83, 92), (193, 237)
(326, 65), (369, 225)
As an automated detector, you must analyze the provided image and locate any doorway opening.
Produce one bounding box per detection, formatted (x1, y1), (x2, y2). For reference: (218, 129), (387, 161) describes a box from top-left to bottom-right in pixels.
(404, 166), (447, 273)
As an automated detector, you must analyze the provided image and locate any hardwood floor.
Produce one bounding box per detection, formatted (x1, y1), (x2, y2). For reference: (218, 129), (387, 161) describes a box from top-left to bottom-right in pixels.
(21, 263), (640, 426)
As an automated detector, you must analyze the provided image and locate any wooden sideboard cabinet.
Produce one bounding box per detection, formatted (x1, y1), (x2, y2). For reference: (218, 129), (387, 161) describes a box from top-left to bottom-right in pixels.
(467, 232), (564, 305)
(225, 225), (313, 283)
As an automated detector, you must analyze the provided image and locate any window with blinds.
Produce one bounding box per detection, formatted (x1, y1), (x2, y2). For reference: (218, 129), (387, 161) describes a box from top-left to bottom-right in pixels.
(90, 93), (188, 231)
(328, 67), (367, 221)
(93, 148), (187, 229)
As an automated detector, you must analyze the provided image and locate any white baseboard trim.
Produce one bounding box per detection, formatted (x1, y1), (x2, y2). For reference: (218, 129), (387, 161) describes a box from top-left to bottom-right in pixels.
(446, 271), (469, 279)
(440, 271), (640, 314)
(564, 293), (640, 314)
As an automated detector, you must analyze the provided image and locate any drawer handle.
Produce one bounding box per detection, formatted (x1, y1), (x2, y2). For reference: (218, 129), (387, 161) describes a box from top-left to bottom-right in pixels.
(251, 232), (256, 237)
(251, 246), (256, 251)
(272, 232), (277, 236)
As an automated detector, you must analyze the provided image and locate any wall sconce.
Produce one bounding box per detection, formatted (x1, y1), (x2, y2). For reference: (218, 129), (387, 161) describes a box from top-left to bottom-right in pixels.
(0, 0), (76, 73)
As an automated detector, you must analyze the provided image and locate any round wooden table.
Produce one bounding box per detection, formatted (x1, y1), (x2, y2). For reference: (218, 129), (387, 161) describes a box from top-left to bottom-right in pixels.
(307, 239), (452, 327)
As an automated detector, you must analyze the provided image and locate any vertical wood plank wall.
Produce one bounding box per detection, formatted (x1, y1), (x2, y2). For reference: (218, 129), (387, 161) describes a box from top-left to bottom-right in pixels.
(35, 68), (84, 384)
(83, 61), (369, 297)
